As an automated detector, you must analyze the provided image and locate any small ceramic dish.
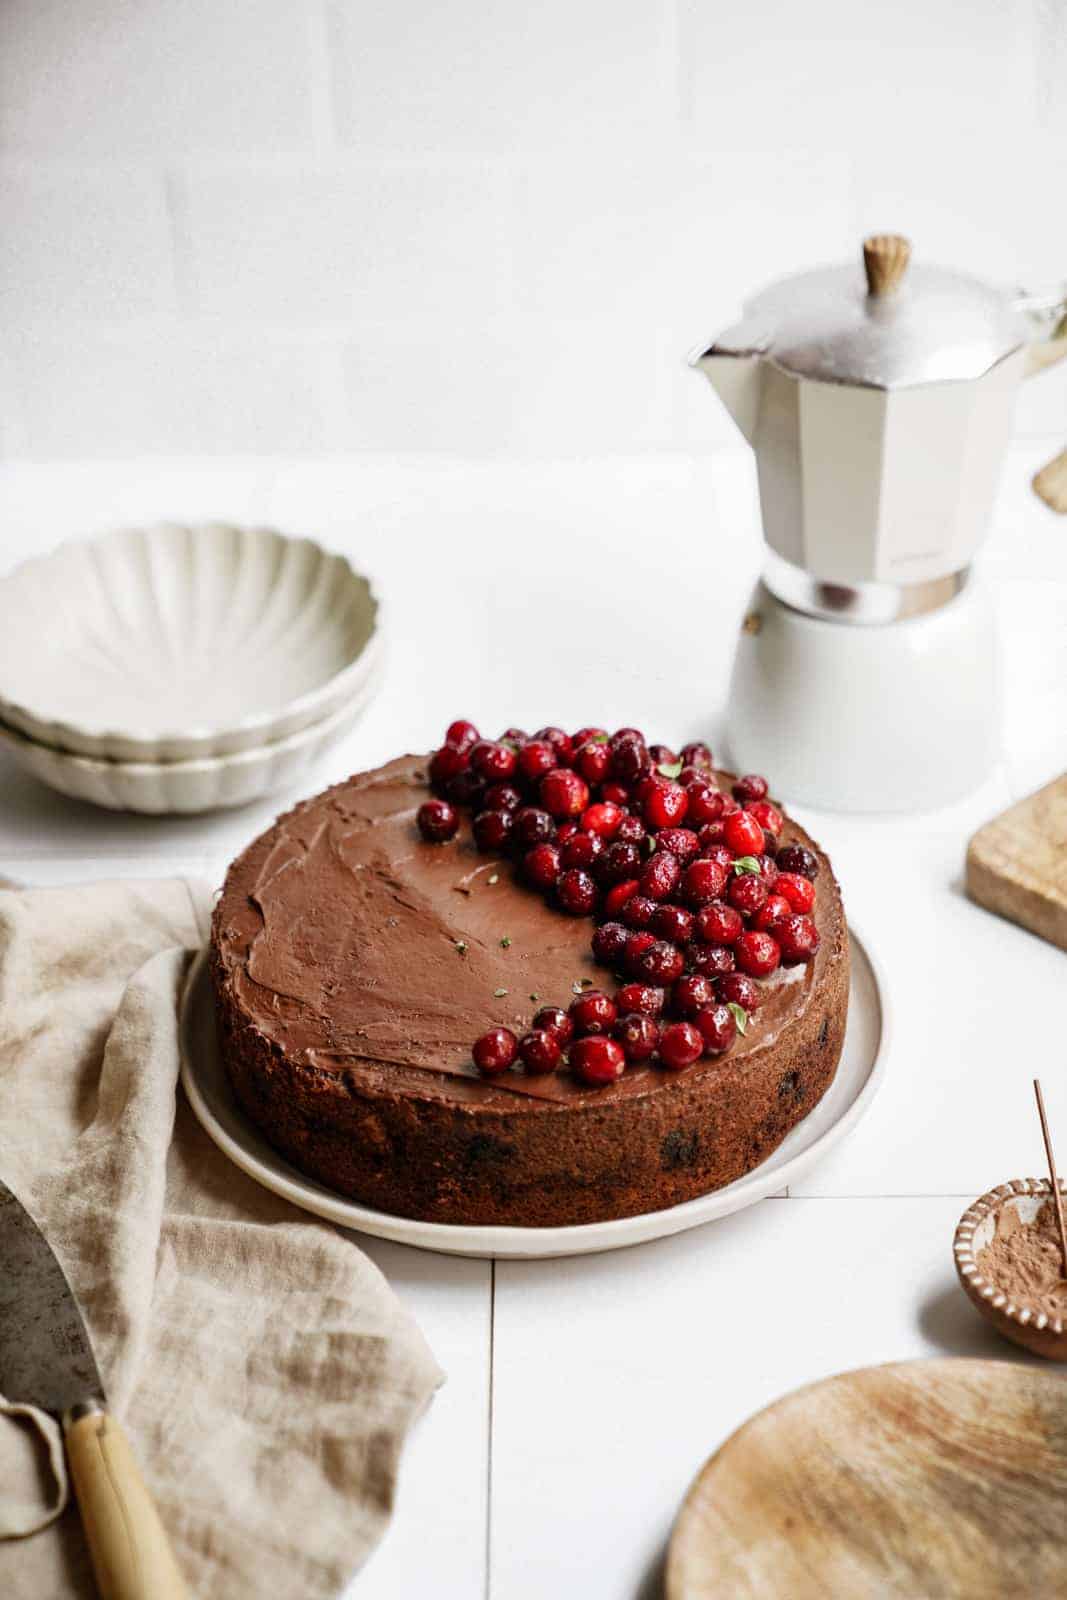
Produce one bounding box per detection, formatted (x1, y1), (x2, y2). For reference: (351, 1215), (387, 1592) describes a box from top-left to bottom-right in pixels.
(0, 654), (383, 814)
(0, 522), (381, 761)
(954, 1179), (1067, 1360)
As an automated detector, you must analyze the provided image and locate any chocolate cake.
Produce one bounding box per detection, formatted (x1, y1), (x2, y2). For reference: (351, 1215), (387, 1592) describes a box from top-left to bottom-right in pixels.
(211, 741), (849, 1228)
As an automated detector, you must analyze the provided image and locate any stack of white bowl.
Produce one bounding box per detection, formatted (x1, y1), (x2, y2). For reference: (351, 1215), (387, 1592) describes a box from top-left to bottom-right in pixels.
(0, 523), (384, 813)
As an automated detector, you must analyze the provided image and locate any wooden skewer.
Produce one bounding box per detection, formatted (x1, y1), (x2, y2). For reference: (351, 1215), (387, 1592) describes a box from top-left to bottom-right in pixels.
(1033, 1078), (1067, 1277)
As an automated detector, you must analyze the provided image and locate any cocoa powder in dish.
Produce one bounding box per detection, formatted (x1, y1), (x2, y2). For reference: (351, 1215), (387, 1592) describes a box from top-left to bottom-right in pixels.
(977, 1199), (1067, 1320)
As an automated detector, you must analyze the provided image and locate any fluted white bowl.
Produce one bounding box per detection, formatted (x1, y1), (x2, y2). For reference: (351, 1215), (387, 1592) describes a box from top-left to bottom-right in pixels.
(0, 522), (382, 761)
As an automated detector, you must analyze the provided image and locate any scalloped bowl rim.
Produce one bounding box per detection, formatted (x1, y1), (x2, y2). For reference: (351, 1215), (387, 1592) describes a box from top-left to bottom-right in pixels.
(0, 523), (383, 759)
(954, 1178), (1067, 1342)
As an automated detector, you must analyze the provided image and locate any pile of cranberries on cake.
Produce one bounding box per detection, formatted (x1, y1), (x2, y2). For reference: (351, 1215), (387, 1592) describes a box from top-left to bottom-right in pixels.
(416, 721), (821, 1091)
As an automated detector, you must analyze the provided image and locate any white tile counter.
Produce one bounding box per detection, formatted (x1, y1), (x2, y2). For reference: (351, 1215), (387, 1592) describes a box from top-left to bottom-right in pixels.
(1, 445), (1064, 1598)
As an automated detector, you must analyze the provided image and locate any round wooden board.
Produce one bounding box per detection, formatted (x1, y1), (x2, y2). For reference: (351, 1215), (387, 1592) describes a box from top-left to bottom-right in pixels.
(667, 1359), (1067, 1599)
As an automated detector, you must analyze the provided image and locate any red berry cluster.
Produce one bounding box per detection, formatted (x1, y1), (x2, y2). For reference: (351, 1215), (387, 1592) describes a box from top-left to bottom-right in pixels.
(417, 722), (820, 1088)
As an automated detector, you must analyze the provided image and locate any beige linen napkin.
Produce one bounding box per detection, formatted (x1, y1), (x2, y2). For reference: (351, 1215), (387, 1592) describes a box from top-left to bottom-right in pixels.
(0, 877), (442, 1598)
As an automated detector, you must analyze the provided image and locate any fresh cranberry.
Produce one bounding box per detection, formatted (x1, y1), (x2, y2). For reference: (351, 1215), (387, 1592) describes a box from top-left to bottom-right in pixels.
(615, 814), (647, 847)
(599, 839), (641, 884)
(694, 1004), (736, 1056)
(556, 820), (579, 845)
(540, 768), (590, 819)
(754, 893), (792, 932)
(518, 1029), (562, 1075)
(484, 782), (522, 812)
(775, 843), (819, 881)
(517, 741), (557, 785)
(681, 741), (713, 769)
(533, 1006), (574, 1045)
(746, 799), (783, 837)
(613, 1012), (661, 1063)
(611, 726), (646, 747)
(698, 838), (734, 870)
(557, 868), (597, 915)
(600, 781), (630, 806)
(569, 989), (617, 1036)
(573, 726), (609, 748)
(758, 854), (779, 887)
(623, 894), (657, 929)
(723, 810), (765, 857)
(679, 765), (708, 789)
(658, 1021), (703, 1071)
(591, 920), (630, 966)
(560, 830), (603, 870)
(717, 972), (760, 1012)
(776, 872), (816, 913)
(637, 940), (685, 985)
(652, 903), (694, 944)
(633, 772), (664, 807)
(471, 740), (517, 782)
(445, 719), (480, 751)
(656, 827), (699, 861)
(574, 741), (612, 786)
(603, 878), (640, 917)
(473, 808), (513, 852)
(582, 801), (623, 838)
(775, 913), (820, 965)
(686, 784), (726, 826)
(512, 806), (556, 848)
(691, 944), (736, 978)
(683, 857), (728, 906)
(472, 1027), (517, 1076)
(728, 873), (768, 917)
(640, 851), (681, 902)
(534, 726), (574, 763)
(501, 727), (528, 747)
(696, 902), (744, 945)
(523, 842), (561, 890)
(615, 982), (665, 1017)
(624, 930), (657, 976)
(611, 735), (651, 784)
(733, 774), (769, 804)
(735, 929), (781, 978)
(446, 767), (485, 809)
(570, 1035), (625, 1086)
(417, 798), (459, 842)
(429, 744), (469, 791)
(671, 973), (717, 1018)
(643, 781), (688, 830)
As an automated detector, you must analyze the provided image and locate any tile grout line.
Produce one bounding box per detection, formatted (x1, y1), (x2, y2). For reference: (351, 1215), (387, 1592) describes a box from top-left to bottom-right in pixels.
(484, 1257), (496, 1600)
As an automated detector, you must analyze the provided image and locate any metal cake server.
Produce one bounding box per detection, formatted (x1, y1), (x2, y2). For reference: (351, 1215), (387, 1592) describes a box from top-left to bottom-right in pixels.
(0, 1177), (188, 1599)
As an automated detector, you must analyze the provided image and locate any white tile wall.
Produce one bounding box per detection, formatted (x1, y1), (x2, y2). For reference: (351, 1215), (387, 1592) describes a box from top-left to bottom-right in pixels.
(0, 0), (1063, 458)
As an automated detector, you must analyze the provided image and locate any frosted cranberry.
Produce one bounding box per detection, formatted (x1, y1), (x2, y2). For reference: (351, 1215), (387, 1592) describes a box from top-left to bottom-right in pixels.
(615, 982), (665, 1017)
(573, 726), (608, 748)
(637, 939), (685, 985)
(728, 873), (768, 916)
(472, 740), (517, 782)
(671, 973), (716, 1018)
(652, 903), (694, 944)
(640, 851), (681, 902)
(569, 989), (617, 1036)
(473, 808), (513, 852)
(417, 798), (459, 842)
(534, 726), (573, 763)
(599, 839), (641, 884)
(733, 774), (769, 804)
(429, 744), (469, 791)
(758, 854), (779, 888)
(656, 827), (699, 862)
(632, 773), (661, 808)
(611, 726), (646, 747)
(523, 842), (561, 890)
(533, 1006), (573, 1045)
(746, 799), (783, 837)
(650, 743), (679, 765)
(557, 868), (597, 915)
(623, 894), (657, 929)
(613, 1012), (661, 1063)
(591, 920), (629, 966)
(754, 893), (792, 932)
(603, 878), (640, 918)
(570, 1035), (625, 1086)
(681, 741), (713, 769)
(691, 944), (736, 978)
(776, 872), (816, 913)
(775, 913), (820, 965)
(518, 1029), (562, 1075)
(560, 830), (602, 870)
(501, 727), (528, 747)
(694, 1004), (736, 1056)
(574, 741), (612, 786)
(717, 972), (760, 1012)
(512, 806), (556, 848)
(723, 810), (765, 856)
(541, 767), (590, 819)
(582, 801), (623, 838)
(615, 814), (647, 847)
(445, 719), (480, 751)
(686, 784), (725, 827)
(776, 844), (819, 881)
(696, 902), (743, 945)
(683, 858), (728, 906)
(473, 1027), (517, 1076)
(658, 1021), (703, 1071)
(557, 820), (579, 845)
(517, 741), (556, 785)
(600, 781), (630, 806)
(611, 736), (651, 783)
(624, 930), (657, 976)
(643, 781), (688, 830)
(484, 782), (522, 812)
(446, 768), (485, 809)
(698, 837), (733, 868)
(736, 929), (781, 978)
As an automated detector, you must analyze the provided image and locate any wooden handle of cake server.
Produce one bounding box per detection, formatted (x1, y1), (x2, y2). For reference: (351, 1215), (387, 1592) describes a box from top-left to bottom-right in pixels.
(64, 1406), (189, 1600)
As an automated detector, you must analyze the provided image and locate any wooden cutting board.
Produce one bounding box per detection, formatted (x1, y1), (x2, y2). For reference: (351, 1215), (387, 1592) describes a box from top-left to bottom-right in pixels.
(966, 774), (1067, 952)
(667, 1359), (1067, 1599)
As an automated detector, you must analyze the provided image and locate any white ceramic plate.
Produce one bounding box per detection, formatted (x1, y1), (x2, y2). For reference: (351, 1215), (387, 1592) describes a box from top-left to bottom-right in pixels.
(180, 926), (888, 1259)
(0, 653), (383, 813)
(0, 522), (382, 761)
